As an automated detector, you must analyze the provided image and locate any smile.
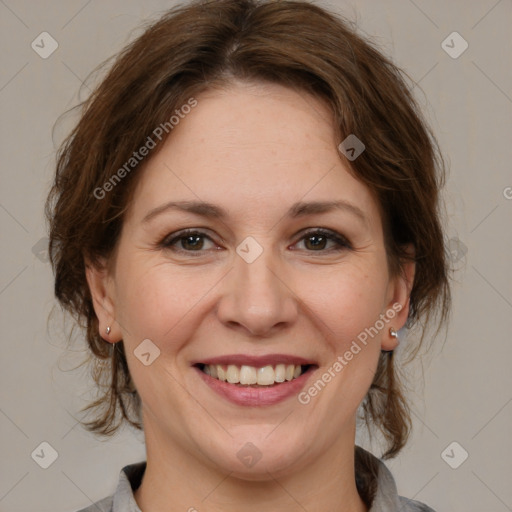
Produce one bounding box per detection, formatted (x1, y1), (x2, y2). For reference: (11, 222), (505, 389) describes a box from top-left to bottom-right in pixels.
(198, 363), (311, 386)
(192, 354), (318, 406)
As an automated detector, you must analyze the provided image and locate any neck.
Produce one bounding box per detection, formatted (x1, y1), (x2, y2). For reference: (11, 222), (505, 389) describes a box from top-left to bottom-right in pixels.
(134, 420), (368, 512)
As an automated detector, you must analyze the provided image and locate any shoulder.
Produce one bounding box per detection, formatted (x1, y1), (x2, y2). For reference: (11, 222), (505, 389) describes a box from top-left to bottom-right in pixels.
(398, 496), (437, 511)
(355, 446), (437, 512)
(73, 495), (113, 512)
(71, 461), (146, 512)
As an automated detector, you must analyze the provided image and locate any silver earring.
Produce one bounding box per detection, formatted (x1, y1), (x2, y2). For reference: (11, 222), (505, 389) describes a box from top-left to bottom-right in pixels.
(106, 326), (111, 335)
(382, 327), (399, 354)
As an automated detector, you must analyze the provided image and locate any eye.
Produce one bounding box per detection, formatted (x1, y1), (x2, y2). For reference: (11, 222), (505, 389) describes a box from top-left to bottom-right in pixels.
(293, 228), (352, 252)
(161, 229), (218, 255)
(161, 227), (351, 256)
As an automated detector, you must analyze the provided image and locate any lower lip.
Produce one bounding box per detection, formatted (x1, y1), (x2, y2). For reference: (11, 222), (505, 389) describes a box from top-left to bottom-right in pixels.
(194, 366), (316, 406)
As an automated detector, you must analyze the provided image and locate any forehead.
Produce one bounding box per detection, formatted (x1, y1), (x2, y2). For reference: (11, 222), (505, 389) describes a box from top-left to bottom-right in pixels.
(124, 81), (381, 230)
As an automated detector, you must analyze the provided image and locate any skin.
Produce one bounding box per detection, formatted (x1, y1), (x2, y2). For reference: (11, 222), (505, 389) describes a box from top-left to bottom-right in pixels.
(86, 81), (415, 512)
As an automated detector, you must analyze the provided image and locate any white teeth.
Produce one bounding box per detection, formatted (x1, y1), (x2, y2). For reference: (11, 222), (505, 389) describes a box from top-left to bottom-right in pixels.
(226, 365), (239, 384)
(257, 366), (275, 385)
(240, 365), (257, 385)
(275, 364), (286, 382)
(217, 366), (227, 381)
(202, 363), (307, 385)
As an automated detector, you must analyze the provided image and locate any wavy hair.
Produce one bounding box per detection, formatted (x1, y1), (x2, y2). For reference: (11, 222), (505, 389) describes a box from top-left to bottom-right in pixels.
(45, 0), (451, 460)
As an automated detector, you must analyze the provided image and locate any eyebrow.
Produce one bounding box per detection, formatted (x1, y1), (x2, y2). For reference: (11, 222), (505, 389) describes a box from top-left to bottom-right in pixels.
(142, 199), (369, 226)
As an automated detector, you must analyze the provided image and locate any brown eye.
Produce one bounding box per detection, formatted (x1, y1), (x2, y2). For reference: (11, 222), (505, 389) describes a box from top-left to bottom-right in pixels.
(304, 233), (329, 250)
(162, 230), (217, 255)
(295, 229), (351, 252)
(179, 234), (206, 251)
(161, 227), (351, 257)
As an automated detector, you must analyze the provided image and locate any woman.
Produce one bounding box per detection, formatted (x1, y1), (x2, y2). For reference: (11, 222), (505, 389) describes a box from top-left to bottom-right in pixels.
(45, 0), (451, 510)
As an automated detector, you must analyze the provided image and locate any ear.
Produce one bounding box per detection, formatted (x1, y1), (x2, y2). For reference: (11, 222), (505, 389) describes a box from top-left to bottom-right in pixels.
(84, 256), (120, 344)
(381, 244), (416, 351)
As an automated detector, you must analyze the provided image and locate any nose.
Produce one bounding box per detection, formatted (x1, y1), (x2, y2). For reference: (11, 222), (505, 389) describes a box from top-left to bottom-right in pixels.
(216, 244), (299, 337)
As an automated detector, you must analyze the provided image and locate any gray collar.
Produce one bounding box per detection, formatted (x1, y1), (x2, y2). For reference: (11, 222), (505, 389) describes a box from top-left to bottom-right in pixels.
(86, 446), (433, 512)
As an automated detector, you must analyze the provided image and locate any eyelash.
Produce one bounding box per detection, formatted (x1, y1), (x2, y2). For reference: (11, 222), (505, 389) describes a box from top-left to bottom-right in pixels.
(161, 228), (352, 256)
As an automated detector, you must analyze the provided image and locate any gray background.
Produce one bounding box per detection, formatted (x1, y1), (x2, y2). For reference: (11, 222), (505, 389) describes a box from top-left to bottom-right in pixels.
(1, 0), (511, 511)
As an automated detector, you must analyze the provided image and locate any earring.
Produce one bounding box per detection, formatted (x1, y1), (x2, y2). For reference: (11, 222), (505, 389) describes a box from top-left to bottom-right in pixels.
(382, 327), (399, 354)
(389, 327), (399, 347)
(106, 326), (111, 335)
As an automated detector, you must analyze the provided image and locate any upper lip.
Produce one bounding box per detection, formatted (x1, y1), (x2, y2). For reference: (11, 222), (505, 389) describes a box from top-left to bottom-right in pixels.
(192, 354), (317, 367)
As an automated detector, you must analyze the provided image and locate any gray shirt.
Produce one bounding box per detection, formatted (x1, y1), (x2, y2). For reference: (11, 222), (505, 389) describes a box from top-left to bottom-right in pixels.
(75, 446), (435, 511)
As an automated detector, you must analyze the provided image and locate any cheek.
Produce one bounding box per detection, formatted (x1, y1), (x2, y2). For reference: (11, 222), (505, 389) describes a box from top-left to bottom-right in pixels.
(303, 262), (388, 346)
(303, 263), (387, 404)
(328, 268), (388, 391)
(114, 257), (216, 346)
(114, 261), (212, 403)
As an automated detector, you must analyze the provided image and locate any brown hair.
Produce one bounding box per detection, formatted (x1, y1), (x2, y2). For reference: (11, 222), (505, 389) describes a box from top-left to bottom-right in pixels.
(45, 0), (451, 460)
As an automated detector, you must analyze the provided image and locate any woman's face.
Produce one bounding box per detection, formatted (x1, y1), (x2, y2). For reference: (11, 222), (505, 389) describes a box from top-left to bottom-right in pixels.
(87, 81), (412, 479)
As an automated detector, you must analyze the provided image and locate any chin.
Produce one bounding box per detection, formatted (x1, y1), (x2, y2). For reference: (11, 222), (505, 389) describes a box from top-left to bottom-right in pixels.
(202, 429), (311, 480)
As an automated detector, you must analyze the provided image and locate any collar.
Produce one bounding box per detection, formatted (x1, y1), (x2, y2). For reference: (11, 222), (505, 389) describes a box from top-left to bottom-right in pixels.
(107, 446), (430, 512)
